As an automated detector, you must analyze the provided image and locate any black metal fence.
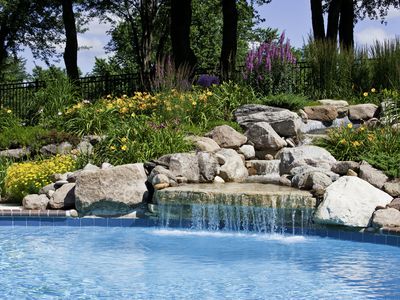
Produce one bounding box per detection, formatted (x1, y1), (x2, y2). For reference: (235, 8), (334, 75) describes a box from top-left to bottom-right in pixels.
(0, 64), (312, 119)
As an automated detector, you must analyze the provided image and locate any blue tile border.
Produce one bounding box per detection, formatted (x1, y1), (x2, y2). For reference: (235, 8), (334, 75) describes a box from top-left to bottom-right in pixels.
(0, 216), (399, 248)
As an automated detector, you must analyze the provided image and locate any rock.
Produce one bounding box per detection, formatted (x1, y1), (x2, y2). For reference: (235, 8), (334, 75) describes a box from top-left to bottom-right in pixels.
(154, 183), (170, 190)
(290, 165), (339, 181)
(312, 184), (326, 199)
(82, 135), (103, 145)
(68, 209), (79, 218)
(298, 109), (308, 123)
(54, 180), (69, 189)
(238, 145), (255, 160)
(347, 169), (358, 176)
(22, 194), (49, 210)
(217, 148), (248, 182)
(205, 125), (247, 149)
(155, 154), (172, 167)
(392, 123), (400, 131)
(0, 148), (30, 159)
(246, 160), (280, 176)
(388, 198), (400, 211)
(234, 104), (302, 137)
(185, 136), (220, 152)
(67, 171), (81, 183)
(359, 161), (388, 189)
(83, 163), (100, 171)
(372, 208), (400, 228)
(265, 154), (274, 160)
(317, 99), (349, 107)
(277, 145), (336, 175)
(197, 152), (219, 183)
(365, 118), (380, 129)
(151, 174), (170, 186)
(57, 142), (73, 154)
(176, 177), (188, 184)
(331, 161), (360, 175)
(348, 104), (378, 121)
(292, 171), (333, 190)
(101, 162), (113, 169)
(169, 153), (200, 183)
(76, 141), (93, 155)
(314, 176), (393, 227)
(49, 183), (76, 209)
(148, 166), (177, 185)
(75, 163), (148, 216)
(39, 183), (56, 195)
(383, 181), (400, 197)
(51, 173), (68, 182)
(303, 105), (338, 122)
(279, 175), (292, 187)
(285, 138), (296, 148)
(244, 122), (287, 151)
(215, 153), (226, 165)
(40, 144), (57, 156)
(213, 176), (225, 183)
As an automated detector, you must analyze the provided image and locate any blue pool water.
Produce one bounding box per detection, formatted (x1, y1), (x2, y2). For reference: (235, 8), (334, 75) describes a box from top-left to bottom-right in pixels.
(0, 226), (399, 299)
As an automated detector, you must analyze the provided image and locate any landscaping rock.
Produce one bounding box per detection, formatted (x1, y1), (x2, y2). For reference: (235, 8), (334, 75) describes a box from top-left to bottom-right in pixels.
(39, 183), (56, 196)
(217, 148), (248, 182)
(365, 118), (380, 129)
(151, 174), (170, 187)
(213, 176), (225, 183)
(82, 135), (103, 145)
(54, 180), (69, 189)
(205, 125), (247, 149)
(75, 163), (148, 216)
(388, 198), (400, 211)
(331, 161), (360, 175)
(83, 163), (100, 171)
(303, 105), (338, 122)
(359, 161), (388, 189)
(347, 169), (358, 176)
(383, 181), (400, 197)
(290, 165), (339, 181)
(277, 145), (336, 174)
(372, 208), (400, 228)
(238, 144), (255, 160)
(197, 152), (219, 183)
(0, 148), (30, 159)
(265, 154), (274, 160)
(76, 141), (93, 155)
(49, 183), (76, 209)
(101, 162), (113, 169)
(317, 99), (349, 107)
(148, 166), (177, 184)
(244, 122), (287, 150)
(185, 136), (220, 152)
(348, 104), (378, 121)
(40, 144), (57, 156)
(169, 153), (200, 183)
(314, 176), (393, 227)
(292, 171), (332, 190)
(298, 109), (308, 123)
(58, 142), (73, 154)
(246, 160), (280, 176)
(234, 104), (302, 137)
(23, 194), (49, 210)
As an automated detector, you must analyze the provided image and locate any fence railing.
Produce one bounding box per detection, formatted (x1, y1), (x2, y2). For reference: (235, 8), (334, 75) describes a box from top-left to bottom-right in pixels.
(0, 64), (312, 119)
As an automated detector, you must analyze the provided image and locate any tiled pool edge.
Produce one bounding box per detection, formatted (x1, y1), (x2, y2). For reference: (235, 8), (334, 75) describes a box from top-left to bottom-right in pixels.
(0, 216), (399, 248)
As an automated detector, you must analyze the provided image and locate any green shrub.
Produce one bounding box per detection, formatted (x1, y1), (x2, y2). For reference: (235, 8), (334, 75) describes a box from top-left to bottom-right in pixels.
(0, 108), (21, 130)
(4, 155), (77, 201)
(0, 157), (13, 198)
(260, 93), (310, 111)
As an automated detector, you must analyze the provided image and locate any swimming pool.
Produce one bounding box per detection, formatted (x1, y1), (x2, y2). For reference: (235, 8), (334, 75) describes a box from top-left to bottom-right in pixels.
(1, 226), (399, 299)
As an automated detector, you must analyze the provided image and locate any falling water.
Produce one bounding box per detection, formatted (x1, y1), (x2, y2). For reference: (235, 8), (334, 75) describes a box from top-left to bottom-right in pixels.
(158, 203), (313, 235)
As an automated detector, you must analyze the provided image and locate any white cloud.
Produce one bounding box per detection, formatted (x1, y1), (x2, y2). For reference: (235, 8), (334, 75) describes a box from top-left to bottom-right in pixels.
(84, 18), (113, 36)
(386, 7), (400, 20)
(355, 27), (394, 45)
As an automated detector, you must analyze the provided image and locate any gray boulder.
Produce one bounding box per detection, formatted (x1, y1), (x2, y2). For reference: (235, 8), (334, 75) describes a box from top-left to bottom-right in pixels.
(331, 161), (360, 175)
(148, 166), (177, 185)
(388, 198), (400, 211)
(277, 145), (336, 175)
(383, 181), (400, 197)
(22, 194), (49, 210)
(217, 149), (248, 182)
(197, 152), (219, 183)
(75, 163), (148, 216)
(76, 141), (93, 155)
(205, 125), (247, 149)
(169, 153), (200, 183)
(348, 104), (378, 121)
(238, 144), (256, 160)
(314, 176), (393, 227)
(359, 161), (388, 189)
(244, 122), (287, 151)
(303, 105), (338, 122)
(234, 104), (302, 137)
(49, 183), (76, 209)
(0, 148), (30, 159)
(292, 171), (332, 190)
(372, 208), (400, 228)
(185, 136), (220, 152)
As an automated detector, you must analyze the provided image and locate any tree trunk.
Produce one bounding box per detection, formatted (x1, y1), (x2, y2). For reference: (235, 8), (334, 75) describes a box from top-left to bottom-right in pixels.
(170, 0), (197, 70)
(339, 0), (354, 49)
(310, 0), (325, 40)
(220, 0), (238, 81)
(61, 0), (79, 81)
(327, 0), (342, 42)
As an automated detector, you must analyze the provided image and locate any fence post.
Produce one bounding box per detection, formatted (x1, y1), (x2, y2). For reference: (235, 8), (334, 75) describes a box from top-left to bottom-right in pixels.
(105, 74), (110, 96)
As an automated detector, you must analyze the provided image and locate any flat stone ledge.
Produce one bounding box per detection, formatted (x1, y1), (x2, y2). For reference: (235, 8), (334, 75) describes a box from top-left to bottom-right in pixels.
(0, 209), (67, 217)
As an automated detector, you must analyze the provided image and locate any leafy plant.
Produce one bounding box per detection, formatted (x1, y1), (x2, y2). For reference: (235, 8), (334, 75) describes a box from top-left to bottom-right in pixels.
(0, 108), (21, 130)
(260, 93), (310, 111)
(0, 157), (13, 198)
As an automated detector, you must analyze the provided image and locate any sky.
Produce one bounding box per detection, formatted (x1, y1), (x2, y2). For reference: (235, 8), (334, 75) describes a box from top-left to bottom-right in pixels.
(23, 0), (400, 75)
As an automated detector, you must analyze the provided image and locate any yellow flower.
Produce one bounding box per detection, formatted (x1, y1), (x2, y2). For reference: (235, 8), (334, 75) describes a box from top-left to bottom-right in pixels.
(347, 123), (353, 129)
(110, 145), (116, 151)
(340, 139), (346, 145)
(363, 92), (368, 97)
(359, 126), (365, 132)
(371, 88), (376, 93)
(121, 137), (128, 143)
(191, 101), (197, 106)
(6, 109), (12, 114)
(121, 145), (128, 151)
(352, 141), (361, 147)
(367, 134), (375, 141)
(206, 91), (213, 96)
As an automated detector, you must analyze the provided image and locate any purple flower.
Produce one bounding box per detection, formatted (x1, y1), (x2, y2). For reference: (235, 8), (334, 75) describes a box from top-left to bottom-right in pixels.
(197, 74), (220, 88)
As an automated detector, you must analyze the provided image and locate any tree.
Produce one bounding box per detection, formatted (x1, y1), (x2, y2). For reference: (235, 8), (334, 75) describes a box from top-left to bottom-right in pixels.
(310, 0), (325, 40)
(61, 0), (79, 80)
(220, 0), (238, 80)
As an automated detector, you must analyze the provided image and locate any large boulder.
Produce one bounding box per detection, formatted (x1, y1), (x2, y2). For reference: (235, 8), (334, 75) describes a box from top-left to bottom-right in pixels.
(217, 149), (248, 182)
(348, 104), (378, 121)
(238, 144), (256, 160)
(314, 176), (393, 227)
(244, 122), (287, 151)
(292, 171), (333, 190)
(277, 145), (336, 175)
(388, 198), (400, 211)
(205, 125), (247, 149)
(197, 152), (219, 183)
(0, 148), (30, 159)
(169, 153), (200, 183)
(75, 163), (148, 216)
(303, 105), (338, 122)
(148, 166), (177, 184)
(22, 194), (49, 210)
(383, 181), (400, 197)
(185, 136), (220, 152)
(49, 183), (76, 209)
(372, 208), (400, 228)
(359, 161), (388, 189)
(331, 161), (360, 175)
(234, 104), (302, 137)
(317, 99), (349, 117)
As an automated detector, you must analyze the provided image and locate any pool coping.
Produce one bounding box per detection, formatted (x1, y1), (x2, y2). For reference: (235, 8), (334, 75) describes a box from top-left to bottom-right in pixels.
(0, 214), (399, 248)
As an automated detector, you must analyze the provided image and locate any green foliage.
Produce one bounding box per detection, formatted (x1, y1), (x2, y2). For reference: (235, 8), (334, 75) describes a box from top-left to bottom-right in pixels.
(260, 93), (310, 111)
(4, 155), (77, 201)
(0, 157), (13, 197)
(316, 124), (400, 178)
(0, 108), (21, 130)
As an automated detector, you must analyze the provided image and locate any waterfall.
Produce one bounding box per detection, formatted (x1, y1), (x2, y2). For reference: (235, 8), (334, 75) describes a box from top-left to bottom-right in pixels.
(157, 202), (313, 235)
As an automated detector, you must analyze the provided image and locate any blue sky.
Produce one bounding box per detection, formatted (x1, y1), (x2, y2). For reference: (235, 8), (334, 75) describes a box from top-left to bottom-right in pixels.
(23, 0), (400, 75)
